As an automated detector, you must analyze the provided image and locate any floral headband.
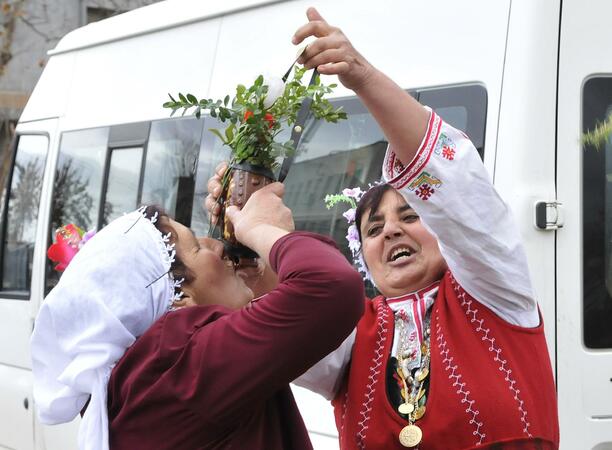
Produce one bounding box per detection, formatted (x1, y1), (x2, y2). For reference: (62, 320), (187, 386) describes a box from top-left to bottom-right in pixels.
(324, 186), (372, 281)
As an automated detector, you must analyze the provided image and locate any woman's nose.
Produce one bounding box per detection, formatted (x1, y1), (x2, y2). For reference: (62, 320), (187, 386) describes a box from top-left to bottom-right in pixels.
(200, 237), (224, 255)
(383, 220), (403, 239)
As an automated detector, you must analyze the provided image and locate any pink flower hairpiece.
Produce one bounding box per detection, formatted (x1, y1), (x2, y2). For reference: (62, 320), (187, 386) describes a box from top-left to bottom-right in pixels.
(324, 187), (371, 280)
(47, 224), (96, 272)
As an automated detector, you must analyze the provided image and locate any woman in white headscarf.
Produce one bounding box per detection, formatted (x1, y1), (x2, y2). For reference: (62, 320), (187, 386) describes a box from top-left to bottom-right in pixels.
(31, 182), (364, 450)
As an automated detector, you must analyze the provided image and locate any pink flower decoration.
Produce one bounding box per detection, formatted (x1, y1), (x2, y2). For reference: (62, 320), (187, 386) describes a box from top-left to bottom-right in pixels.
(80, 229), (97, 247)
(346, 224), (359, 242)
(47, 224), (96, 272)
(342, 187), (364, 200)
(342, 208), (356, 222)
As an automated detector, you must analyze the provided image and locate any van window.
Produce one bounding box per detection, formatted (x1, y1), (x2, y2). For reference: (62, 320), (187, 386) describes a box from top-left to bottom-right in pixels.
(191, 119), (231, 237)
(582, 76), (612, 349)
(418, 84), (487, 159)
(46, 127), (109, 293)
(141, 118), (204, 228)
(51, 128), (109, 233)
(284, 96), (388, 269)
(45, 118), (207, 292)
(102, 147), (144, 226)
(1, 134), (48, 295)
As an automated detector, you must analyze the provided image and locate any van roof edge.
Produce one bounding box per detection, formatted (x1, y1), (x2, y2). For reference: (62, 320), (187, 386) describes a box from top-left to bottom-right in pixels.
(48, 0), (289, 57)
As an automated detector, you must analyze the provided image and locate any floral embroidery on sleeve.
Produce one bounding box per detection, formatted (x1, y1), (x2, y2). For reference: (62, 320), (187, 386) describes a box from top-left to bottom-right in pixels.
(434, 132), (457, 161)
(407, 171), (443, 201)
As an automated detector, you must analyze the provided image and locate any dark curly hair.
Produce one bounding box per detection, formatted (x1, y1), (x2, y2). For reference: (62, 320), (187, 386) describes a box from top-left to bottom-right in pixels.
(140, 205), (195, 298)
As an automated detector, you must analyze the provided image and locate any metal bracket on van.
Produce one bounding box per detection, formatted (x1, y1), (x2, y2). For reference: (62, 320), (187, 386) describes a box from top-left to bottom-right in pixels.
(534, 201), (564, 230)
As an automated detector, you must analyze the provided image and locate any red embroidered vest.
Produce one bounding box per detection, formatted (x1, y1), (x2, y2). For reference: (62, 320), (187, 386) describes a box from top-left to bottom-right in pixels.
(332, 271), (559, 449)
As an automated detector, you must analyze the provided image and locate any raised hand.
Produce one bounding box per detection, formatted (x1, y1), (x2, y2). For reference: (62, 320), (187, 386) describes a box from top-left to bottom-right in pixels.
(292, 7), (375, 92)
(205, 161), (228, 226)
(225, 182), (294, 267)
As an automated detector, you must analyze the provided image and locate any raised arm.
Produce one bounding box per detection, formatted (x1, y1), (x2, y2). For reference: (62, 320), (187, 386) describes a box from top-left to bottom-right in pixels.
(382, 112), (539, 326)
(295, 8), (538, 327)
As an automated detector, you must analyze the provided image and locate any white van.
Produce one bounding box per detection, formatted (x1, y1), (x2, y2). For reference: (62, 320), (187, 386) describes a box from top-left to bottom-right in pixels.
(1, 0), (611, 448)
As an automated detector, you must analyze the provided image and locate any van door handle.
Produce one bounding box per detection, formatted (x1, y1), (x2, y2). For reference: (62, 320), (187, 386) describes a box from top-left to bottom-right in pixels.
(24, 398), (29, 410)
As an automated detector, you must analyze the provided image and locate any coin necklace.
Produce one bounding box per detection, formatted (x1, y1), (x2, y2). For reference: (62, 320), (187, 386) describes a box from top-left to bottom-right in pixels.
(395, 308), (431, 448)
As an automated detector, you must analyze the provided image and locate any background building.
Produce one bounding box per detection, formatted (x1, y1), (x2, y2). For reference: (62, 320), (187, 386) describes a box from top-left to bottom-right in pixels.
(0, 0), (162, 161)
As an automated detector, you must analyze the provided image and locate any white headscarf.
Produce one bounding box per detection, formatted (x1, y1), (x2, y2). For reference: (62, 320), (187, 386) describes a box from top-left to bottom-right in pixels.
(31, 209), (182, 450)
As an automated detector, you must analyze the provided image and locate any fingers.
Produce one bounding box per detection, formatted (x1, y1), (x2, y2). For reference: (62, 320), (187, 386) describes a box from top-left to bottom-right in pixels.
(207, 180), (221, 199)
(298, 34), (338, 64)
(316, 61), (350, 76)
(208, 161), (228, 195)
(293, 11), (352, 72)
(205, 174), (222, 223)
(215, 161), (228, 177)
(293, 21), (331, 44)
(205, 193), (221, 214)
(302, 47), (345, 71)
(306, 6), (326, 23)
(262, 182), (285, 198)
(292, 8), (335, 45)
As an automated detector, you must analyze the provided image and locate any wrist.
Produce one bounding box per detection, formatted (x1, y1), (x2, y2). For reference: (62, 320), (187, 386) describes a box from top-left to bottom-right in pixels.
(351, 65), (381, 95)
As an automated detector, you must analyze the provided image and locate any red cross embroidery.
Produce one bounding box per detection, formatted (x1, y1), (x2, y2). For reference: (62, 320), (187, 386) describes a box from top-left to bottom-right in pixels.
(442, 146), (455, 160)
(415, 183), (435, 200)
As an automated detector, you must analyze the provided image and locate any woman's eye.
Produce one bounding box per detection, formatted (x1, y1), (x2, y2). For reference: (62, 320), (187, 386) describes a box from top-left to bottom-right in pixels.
(367, 226), (382, 237)
(403, 214), (419, 223)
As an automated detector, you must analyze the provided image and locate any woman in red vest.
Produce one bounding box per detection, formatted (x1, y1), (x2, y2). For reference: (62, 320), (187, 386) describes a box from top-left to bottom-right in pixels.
(207, 7), (560, 449)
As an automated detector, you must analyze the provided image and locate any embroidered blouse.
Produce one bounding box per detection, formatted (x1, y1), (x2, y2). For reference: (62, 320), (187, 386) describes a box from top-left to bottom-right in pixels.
(295, 109), (541, 401)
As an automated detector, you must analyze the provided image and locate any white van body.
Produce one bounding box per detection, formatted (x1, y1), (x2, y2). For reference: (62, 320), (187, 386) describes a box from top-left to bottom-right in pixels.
(1, 0), (611, 448)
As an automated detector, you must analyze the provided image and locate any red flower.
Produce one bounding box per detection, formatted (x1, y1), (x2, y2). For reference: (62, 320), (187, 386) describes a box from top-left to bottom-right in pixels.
(264, 112), (275, 128)
(243, 110), (275, 129)
(47, 224), (84, 272)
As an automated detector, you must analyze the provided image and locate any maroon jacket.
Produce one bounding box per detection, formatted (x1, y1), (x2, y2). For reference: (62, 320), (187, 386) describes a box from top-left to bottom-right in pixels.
(107, 232), (364, 449)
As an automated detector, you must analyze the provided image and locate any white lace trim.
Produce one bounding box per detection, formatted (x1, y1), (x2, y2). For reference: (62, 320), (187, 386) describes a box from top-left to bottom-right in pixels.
(449, 274), (533, 438)
(356, 301), (389, 449)
(136, 206), (185, 311)
(435, 306), (486, 445)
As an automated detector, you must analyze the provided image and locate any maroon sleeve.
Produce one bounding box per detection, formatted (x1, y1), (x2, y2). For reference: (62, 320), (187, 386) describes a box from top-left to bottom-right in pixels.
(159, 231), (364, 427)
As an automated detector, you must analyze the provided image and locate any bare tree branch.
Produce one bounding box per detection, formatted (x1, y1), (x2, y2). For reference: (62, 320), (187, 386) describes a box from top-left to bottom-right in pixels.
(18, 14), (59, 43)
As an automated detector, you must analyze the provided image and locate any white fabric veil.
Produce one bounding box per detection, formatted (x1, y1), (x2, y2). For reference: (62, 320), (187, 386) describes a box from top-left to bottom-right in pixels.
(31, 209), (180, 450)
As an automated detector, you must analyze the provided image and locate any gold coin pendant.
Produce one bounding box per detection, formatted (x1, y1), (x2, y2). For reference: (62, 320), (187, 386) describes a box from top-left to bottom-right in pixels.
(399, 424), (423, 447)
(398, 402), (414, 415)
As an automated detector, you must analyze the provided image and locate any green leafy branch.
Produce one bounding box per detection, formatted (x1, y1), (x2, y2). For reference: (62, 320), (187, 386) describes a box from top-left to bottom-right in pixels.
(163, 67), (347, 169)
(582, 113), (612, 151)
(324, 194), (357, 210)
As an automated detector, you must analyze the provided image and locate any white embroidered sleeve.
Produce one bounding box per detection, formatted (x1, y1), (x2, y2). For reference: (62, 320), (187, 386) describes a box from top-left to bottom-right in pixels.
(382, 109), (539, 327)
(292, 329), (355, 400)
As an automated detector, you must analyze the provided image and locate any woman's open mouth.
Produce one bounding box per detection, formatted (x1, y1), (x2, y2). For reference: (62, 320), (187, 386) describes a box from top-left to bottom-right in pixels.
(386, 245), (416, 266)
